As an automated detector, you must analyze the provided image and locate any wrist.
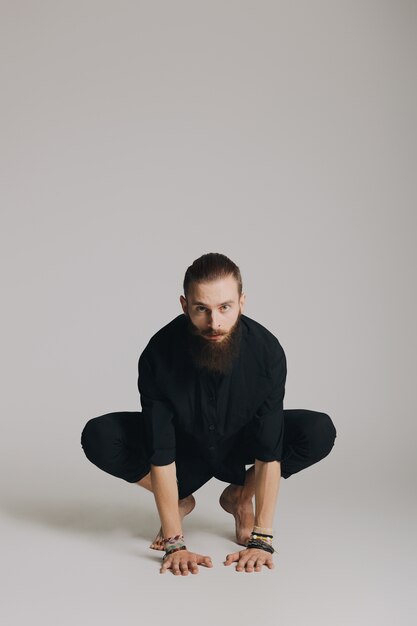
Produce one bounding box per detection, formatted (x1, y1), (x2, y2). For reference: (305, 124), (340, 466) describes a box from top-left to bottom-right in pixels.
(248, 525), (275, 554)
(162, 533), (187, 558)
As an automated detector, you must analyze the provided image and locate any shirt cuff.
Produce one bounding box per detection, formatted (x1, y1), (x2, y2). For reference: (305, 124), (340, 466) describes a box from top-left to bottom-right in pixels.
(149, 448), (176, 466)
(254, 450), (283, 462)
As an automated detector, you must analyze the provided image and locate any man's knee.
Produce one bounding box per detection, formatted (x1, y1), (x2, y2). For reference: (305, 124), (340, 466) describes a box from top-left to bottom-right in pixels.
(81, 417), (98, 460)
(81, 415), (114, 464)
(309, 412), (337, 460)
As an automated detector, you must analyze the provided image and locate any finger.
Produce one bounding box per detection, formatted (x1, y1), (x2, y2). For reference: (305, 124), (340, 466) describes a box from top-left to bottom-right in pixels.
(200, 556), (213, 567)
(171, 561), (181, 576)
(266, 559), (275, 569)
(179, 560), (189, 576)
(189, 560), (199, 574)
(224, 552), (238, 565)
(245, 558), (255, 572)
(236, 557), (247, 572)
(160, 557), (171, 573)
(254, 558), (264, 571)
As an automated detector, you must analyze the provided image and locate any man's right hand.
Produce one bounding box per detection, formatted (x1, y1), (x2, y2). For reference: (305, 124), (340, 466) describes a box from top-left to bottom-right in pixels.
(160, 549), (213, 575)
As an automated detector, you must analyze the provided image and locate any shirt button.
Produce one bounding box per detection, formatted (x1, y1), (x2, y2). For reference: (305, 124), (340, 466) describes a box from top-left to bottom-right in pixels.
(208, 425), (215, 431)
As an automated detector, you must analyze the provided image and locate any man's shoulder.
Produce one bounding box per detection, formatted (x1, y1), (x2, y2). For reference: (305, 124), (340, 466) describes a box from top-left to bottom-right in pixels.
(241, 314), (281, 346)
(139, 314), (186, 361)
(148, 314), (186, 343)
(241, 314), (285, 364)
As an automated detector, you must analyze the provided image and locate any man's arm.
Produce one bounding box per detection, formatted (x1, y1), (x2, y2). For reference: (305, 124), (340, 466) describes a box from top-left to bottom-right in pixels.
(252, 342), (287, 528)
(254, 459), (281, 529)
(138, 350), (177, 466)
(224, 459), (280, 571)
(225, 337), (287, 571)
(150, 462), (183, 539)
(251, 343), (287, 461)
(138, 350), (180, 537)
(138, 346), (214, 573)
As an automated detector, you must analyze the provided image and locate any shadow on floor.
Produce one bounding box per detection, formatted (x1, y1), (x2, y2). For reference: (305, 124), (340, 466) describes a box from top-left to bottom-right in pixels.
(0, 491), (236, 546)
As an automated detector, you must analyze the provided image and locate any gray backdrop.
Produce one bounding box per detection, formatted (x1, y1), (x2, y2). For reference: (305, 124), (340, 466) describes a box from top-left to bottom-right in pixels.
(1, 1), (416, 624)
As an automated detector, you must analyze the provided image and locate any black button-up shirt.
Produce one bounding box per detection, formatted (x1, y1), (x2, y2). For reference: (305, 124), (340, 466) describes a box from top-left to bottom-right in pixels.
(199, 369), (224, 459)
(137, 313), (287, 486)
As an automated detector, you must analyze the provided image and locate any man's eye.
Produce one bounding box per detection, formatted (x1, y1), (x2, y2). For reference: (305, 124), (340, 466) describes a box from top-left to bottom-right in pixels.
(195, 305), (230, 312)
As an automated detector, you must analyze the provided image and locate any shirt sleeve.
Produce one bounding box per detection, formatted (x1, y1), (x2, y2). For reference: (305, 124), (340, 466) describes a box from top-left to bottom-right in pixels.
(137, 350), (176, 466)
(251, 344), (287, 462)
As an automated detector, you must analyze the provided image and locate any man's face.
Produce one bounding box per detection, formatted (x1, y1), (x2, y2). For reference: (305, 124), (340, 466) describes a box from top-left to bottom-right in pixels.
(180, 275), (246, 374)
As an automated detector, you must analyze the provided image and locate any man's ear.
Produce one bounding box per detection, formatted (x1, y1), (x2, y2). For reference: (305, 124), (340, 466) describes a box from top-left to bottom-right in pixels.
(180, 295), (187, 314)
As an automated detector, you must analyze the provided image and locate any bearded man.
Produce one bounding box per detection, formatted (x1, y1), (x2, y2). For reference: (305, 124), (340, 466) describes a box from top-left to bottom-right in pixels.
(81, 252), (337, 576)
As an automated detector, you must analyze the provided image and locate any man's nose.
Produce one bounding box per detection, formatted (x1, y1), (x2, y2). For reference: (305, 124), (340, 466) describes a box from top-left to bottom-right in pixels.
(208, 313), (221, 329)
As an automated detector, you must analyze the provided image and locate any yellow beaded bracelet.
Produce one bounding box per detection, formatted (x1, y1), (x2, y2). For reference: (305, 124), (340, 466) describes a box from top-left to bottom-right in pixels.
(251, 533), (273, 543)
(253, 525), (273, 535)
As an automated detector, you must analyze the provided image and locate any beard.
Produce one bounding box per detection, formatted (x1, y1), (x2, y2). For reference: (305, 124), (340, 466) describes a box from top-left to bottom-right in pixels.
(185, 310), (243, 375)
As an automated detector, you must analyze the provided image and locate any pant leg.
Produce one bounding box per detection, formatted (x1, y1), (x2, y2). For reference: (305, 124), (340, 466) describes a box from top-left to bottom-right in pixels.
(80, 411), (216, 498)
(235, 408), (337, 480)
(279, 409), (337, 478)
(175, 455), (215, 500)
(80, 411), (151, 483)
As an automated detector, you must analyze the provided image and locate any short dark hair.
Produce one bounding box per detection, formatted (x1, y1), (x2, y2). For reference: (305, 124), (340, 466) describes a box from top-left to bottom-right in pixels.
(183, 252), (243, 299)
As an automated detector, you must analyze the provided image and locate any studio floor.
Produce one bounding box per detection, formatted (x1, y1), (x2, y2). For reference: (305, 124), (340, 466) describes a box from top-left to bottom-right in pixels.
(1, 461), (414, 626)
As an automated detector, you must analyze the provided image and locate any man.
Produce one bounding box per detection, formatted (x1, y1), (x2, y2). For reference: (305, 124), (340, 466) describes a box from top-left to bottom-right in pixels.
(81, 252), (337, 576)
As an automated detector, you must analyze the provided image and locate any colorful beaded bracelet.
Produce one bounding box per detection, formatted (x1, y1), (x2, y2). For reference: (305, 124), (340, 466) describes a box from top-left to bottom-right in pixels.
(162, 533), (187, 559)
(162, 546), (188, 560)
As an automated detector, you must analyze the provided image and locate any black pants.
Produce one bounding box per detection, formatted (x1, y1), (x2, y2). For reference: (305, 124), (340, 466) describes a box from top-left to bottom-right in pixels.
(81, 409), (337, 500)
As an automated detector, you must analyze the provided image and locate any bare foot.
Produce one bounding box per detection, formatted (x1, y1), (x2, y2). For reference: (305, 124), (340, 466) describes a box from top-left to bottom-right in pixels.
(219, 484), (254, 547)
(149, 494), (196, 550)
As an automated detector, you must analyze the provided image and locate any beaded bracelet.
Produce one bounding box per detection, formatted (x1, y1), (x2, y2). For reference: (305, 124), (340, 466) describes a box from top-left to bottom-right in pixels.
(251, 531), (273, 542)
(162, 533), (187, 560)
(253, 525), (273, 535)
(247, 528), (275, 554)
(246, 537), (275, 554)
(162, 545), (188, 560)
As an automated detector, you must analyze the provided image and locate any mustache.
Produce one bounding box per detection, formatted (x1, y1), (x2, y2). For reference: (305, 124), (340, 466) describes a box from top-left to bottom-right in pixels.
(185, 313), (240, 337)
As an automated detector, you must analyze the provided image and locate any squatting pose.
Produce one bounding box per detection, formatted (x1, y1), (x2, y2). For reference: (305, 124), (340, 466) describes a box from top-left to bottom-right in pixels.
(81, 252), (337, 575)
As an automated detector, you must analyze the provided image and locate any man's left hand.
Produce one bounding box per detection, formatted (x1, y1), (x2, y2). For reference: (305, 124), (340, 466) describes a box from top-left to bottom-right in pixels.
(224, 547), (274, 572)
